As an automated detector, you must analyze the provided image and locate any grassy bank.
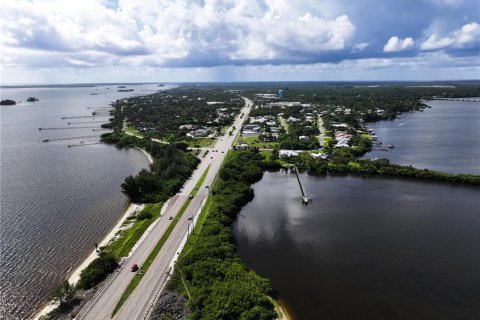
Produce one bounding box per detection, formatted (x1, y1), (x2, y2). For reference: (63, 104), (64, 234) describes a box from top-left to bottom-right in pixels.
(105, 203), (163, 259)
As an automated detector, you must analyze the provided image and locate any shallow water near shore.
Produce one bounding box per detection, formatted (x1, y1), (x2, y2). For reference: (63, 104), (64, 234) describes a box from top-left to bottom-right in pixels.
(234, 171), (480, 320)
(0, 84), (166, 319)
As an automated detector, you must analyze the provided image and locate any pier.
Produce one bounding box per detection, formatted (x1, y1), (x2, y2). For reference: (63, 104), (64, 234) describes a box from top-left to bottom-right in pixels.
(61, 115), (110, 119)
(41, 134), (102, 142)
(39, 126), (100, 130)
(293, 166), (312, 204)
(430, 98), (480, 102)
(68, 142), (103, 148)
(67, 120), (108, 124)
(92, 128), (110, 132)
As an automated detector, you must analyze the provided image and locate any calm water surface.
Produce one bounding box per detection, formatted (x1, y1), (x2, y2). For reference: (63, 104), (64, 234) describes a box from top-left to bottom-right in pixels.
(0, 84), (169, 319)
(234, 171), (480, 320)
(363, 100), (480, 174)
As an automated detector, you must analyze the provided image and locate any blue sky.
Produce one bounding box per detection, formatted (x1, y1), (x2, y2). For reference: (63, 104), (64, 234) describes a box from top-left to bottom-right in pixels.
(1, 0), (479, 84)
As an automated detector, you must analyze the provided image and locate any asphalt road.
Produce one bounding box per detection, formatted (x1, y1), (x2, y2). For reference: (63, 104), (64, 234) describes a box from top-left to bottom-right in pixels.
(78, 98), (253, 320)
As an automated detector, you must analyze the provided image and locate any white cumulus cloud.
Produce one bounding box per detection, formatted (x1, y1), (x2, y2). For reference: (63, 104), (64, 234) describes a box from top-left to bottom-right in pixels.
(421, 22), (480, 50)
(0, 0), (357, 68)
(352, 42), (369, 52)
(383, 36), (415, 52)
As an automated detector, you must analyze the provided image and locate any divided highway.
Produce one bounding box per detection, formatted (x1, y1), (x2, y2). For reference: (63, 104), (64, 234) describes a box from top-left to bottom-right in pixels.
(78, 98), (253, 320)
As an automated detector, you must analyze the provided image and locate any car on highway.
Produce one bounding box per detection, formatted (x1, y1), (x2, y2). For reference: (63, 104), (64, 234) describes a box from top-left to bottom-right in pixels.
(187, 215), (193, 220)
(131, 264), (139, 272)
(168, 216), (173, 220)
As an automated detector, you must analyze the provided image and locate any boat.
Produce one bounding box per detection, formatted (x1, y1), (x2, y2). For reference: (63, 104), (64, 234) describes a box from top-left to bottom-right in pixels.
(387, 144), (395, 148)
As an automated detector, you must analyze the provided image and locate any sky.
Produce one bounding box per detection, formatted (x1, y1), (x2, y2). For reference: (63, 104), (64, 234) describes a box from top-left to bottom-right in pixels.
(1, 0), (479, 84)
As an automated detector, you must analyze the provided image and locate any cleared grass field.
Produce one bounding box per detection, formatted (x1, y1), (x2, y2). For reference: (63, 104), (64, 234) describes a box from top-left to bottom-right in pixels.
(238, 135), (279, 149)
(125, 127), (143, 138)
(182, 137), (216, 148)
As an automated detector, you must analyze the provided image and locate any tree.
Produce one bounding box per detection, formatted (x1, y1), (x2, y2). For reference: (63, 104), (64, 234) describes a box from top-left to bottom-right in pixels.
(121, 175), (141, 202)
(50, 280), (74, 306)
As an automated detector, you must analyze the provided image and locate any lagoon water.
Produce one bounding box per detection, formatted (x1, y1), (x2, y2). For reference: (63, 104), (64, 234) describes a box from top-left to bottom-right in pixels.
(363, 99), (480, 174)
(234, 171), (480, 320)
(0, 84), (166, 319)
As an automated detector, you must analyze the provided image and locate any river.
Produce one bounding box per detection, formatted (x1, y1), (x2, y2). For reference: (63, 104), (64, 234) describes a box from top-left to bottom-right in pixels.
(0, 84), (169, 319)
(234, 171), (480, 320)
(363, 99), (480, 174)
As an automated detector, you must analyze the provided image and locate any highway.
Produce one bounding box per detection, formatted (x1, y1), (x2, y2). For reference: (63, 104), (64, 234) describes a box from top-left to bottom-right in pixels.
(78, 98), (252, 320)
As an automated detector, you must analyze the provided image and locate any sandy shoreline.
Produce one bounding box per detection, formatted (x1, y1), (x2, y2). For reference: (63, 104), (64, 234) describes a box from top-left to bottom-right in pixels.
(32, 203), (144, 319)
(137, 147), (154, 164)
(33, 148), (153, 319)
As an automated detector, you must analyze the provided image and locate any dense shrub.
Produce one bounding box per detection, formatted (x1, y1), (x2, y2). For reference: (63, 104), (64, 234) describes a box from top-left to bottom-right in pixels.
(136, 211), (153, 220)
(168, 150), (277, 320)
(77, 252), (118, 290)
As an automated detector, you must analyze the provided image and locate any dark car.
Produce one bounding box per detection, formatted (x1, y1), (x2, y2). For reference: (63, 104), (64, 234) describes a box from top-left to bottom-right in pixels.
(131, 264), (139, 272)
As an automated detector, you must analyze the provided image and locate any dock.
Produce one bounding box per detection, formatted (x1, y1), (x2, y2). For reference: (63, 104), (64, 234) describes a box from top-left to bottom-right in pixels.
(67, 120), (108, 125)
(292, 166), (312, 204)
(430, 98), (480, 102)
(41, 134), (102, 142)
(68, 142), (103, 148)
(39, 126), (100, 130)
(61, 115), (109, 120)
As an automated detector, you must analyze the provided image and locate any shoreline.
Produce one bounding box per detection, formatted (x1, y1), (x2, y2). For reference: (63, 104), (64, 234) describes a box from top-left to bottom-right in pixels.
(32, 203), (144, 320)
(136, 147), (154, 164)
(33, 148), (154, 320)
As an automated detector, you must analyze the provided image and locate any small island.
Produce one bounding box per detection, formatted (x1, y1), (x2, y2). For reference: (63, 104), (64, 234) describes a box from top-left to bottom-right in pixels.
(1, 99), (16, 105)
(27, 97), (39, 102)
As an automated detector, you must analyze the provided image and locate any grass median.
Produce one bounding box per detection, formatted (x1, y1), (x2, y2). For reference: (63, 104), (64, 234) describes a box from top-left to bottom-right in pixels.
(112, 165), (211, 317)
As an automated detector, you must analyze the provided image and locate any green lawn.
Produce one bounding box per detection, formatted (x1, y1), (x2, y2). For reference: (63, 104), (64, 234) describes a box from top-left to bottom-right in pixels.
(106, 202), (164, 259)
(180, 196), (212, 256)
(348, 161), (362, 170)
(112, 165), (211, 317)
(278, 116), (290, 133)
(182, 137), (216, 148)
(259, 150), (273, 159)
(238, 135), (279, 149)
(125, 127), (143, 139)
(360, 133), (373, 141)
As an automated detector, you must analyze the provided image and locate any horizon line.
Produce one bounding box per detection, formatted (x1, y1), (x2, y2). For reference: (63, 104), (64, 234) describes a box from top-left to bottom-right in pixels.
(2, 79), (480, 88)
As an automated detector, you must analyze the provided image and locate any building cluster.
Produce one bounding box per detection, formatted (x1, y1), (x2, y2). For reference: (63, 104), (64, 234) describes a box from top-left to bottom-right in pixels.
(241, 116), (280, 141)
(334, 131), (353, 148)
(180, 106), (237, 138)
